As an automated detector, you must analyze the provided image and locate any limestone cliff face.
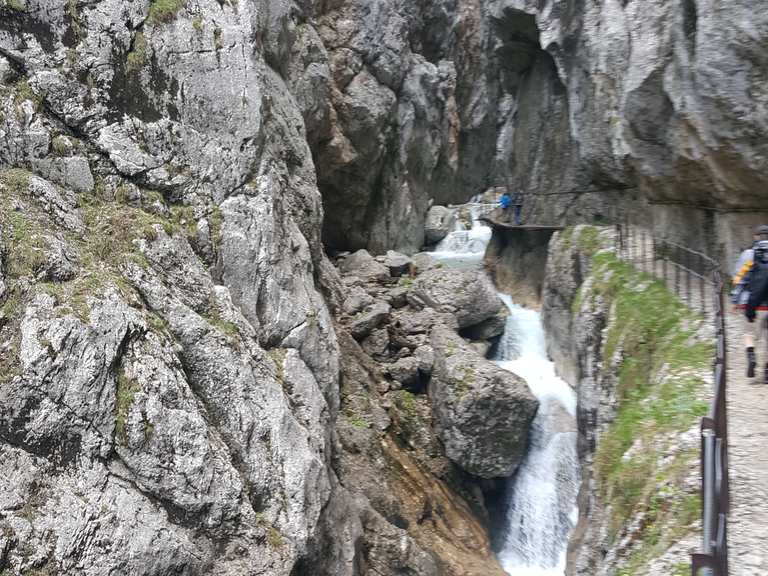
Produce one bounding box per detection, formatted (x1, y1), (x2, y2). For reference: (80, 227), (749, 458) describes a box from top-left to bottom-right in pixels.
(1, 0), (765, 573)
(302, 0), (767, 254)
(541, 226), (713, 575)
(499, 0), (768, 258)
(0, 1), (509, 574)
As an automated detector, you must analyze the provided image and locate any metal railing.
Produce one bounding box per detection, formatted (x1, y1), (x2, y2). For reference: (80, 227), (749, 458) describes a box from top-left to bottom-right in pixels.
(614, 223), (729, 576)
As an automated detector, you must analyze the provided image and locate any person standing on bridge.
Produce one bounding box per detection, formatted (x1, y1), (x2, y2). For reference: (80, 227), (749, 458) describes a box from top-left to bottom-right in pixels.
(498, 191), (511, 212)
(511, 190), (524, 225)
(731, 224), (768, 379)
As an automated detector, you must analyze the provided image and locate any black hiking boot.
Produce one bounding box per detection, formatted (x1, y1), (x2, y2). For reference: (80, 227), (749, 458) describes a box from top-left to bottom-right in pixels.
(747, 347), (756, 378)
(764, 363), (768, 385)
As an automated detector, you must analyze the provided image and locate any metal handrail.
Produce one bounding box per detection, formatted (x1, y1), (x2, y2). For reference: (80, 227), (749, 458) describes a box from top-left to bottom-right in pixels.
(613, 223), (729, 576)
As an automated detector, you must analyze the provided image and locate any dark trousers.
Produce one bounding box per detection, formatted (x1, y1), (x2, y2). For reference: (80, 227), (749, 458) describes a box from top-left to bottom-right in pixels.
(514, 205), (522, 225)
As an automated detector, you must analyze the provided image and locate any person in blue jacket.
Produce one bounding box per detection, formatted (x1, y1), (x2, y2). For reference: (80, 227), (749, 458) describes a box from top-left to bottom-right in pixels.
(499, 192), (511, 211)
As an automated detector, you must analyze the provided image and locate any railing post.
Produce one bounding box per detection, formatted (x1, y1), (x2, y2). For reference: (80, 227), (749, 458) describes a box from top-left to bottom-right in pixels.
(703, 427), (716, 553)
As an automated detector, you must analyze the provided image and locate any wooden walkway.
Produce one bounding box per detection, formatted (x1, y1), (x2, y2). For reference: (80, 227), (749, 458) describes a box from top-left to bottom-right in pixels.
(478, 217), (564, 232)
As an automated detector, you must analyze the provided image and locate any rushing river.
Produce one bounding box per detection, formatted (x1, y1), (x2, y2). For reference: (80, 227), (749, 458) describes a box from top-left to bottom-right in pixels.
(431, 211), (579, 575)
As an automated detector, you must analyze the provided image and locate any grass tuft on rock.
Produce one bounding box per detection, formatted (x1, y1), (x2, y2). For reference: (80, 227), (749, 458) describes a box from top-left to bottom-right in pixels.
(126, 32), (149, 74)
(580, 248), (712, 565)
(115, 368), (141, 443)
(147, 0), (184, 25)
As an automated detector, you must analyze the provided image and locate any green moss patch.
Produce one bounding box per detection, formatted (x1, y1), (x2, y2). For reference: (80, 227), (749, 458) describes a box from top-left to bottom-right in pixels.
(205, 295), (239, 340)
(582, 249), (712, 564)
(0, 169), (48, 280)
(576, 225), (600, 255)
(126, 32), (149, 74)
(147, 0), (184, 25)
(6, 0), (27, 11)
(115, 367), (141, 443)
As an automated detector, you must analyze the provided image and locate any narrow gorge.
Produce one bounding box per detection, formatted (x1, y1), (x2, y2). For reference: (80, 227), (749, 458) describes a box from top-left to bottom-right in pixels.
(1, 0), (766, 575)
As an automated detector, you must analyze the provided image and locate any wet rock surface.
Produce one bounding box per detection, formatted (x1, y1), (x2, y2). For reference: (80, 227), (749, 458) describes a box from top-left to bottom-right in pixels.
(430, 324), (538, 478)
(413, 267), (504, 329)
(425, 205), (456, 244)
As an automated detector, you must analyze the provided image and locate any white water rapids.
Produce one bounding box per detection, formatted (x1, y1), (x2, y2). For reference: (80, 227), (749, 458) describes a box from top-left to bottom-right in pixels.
(430, 212), (580, 575)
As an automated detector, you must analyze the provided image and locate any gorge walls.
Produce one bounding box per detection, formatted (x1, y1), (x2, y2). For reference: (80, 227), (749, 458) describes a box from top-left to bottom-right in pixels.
(0, 1), (518, 573)
(1, 0), (766, 574)
(303, 0), (768, 258)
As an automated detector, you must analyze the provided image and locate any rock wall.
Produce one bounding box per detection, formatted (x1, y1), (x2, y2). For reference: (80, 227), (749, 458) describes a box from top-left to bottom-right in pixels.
(304, 0), (768, 256)
(483, 225), (559, 307)
(0, 1), (527, 573)
(541, 226), (714, 575)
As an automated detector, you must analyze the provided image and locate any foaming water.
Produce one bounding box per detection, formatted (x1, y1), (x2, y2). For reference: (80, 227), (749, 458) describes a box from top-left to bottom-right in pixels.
(426, 210), (579, 574)
(430, 207), (492, 269)
(494, 295), (579, 575)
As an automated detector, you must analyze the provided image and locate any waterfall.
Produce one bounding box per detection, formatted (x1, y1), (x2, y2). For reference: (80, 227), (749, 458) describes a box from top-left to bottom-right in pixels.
(432, 205), (493, 269)
(429, 215), (580, 576)
(493, 296), (579, 575)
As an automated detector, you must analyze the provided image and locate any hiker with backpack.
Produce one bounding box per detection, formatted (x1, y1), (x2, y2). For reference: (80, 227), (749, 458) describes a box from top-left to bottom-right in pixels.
(731, 224), (768, 379)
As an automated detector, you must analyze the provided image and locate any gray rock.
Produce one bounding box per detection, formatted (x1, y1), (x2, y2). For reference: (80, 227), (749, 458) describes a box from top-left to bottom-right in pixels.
(340, 249), (390, 282)
(26, 175), (84, 234)
(41, 234), (78, 282)
(385, 286), (410, 308)
(385, 356), (421, 388)
(343, 285), (375, 316)
(413, 345), (435, 376)
(413, 268), (503, 329)
(469, 341), (491, 358)
(350, 301), (391, 340)
(411, 252), (440, 273)
(392, 307), (458, 336)
(30, 156), (94, 193)
(424, 205), (456, 244)
(0, 251), (5, 301)
(461, 309), (509, 341)
(361, 327), (390, 358)
(429, 324), (538, 478)
(383, 250), (412, 277)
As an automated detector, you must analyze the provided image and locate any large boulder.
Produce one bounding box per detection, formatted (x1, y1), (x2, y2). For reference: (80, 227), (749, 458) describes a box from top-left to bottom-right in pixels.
(382, 250), (412, 277)
(424, 206), (456, 244)
(460, 309), (509, 341)
(412, 268), (503, 329)
(340, 250), (390, 283)
(429, 325), (538, 478)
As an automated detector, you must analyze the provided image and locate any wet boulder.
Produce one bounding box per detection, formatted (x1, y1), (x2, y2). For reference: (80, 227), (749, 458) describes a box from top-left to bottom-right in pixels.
(429, 325), (538, 478)
(412, 268), (503, 330)
(424, 206), (455, 244)
(460, 308), (509, 341)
